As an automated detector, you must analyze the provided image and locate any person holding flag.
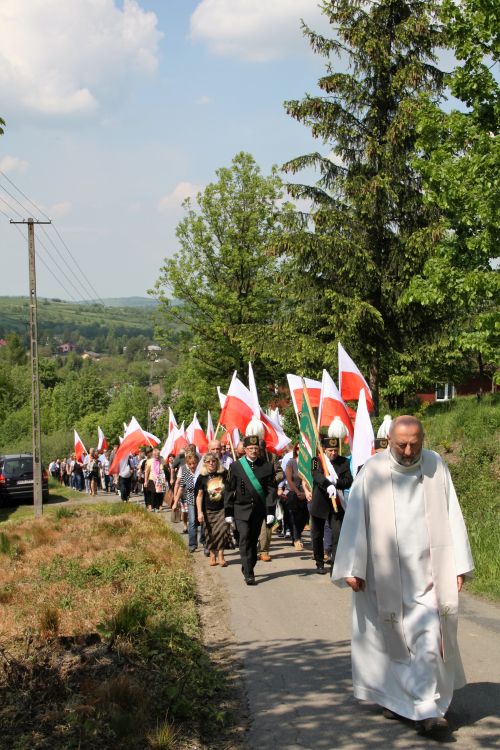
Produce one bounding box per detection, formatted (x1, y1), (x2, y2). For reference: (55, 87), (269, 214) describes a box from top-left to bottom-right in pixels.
(309, 436), (353, 575)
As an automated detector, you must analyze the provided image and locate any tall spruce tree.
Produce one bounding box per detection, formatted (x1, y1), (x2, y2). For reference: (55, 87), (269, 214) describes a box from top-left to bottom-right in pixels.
(277, 0), (446, 409)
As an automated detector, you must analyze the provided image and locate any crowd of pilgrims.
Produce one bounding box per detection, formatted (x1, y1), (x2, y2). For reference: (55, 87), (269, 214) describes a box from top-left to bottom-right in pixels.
(48, 435), (353, 576)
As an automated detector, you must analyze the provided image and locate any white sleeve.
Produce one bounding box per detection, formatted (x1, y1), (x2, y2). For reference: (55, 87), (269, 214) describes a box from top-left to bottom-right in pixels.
(331, 470), (368, 586)
(445, 464), (474, 577)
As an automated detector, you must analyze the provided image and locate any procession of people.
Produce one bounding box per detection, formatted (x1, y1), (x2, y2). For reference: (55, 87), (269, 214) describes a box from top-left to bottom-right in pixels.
(46, 350), (474, 740)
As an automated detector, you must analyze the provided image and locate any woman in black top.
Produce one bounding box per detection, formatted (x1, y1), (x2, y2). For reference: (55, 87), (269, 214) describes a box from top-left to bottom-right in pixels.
(195, 452), (231, 567)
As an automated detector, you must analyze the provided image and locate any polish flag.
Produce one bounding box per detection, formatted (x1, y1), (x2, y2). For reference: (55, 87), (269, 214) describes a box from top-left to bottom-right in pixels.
(232, 427), (240, 447)
(173, 422), (189, 455)
(260, 410), (290, 454)
(351, 389), (375, 477)
(74, 430), (87, 462)
(287, 374), (322, 416)
(186, 413), (209, 454)
(206, 410), (215, 442)
(338, 343), (374, 412)
(219, 376), (255, 435)
(161, 423), (188, 458)
(217, 386), (226, 409)
(168, 407), (178, 435)
(109, 417), (158, 475)
(318, 369), (354, 442)
(97, 426), (108, 452)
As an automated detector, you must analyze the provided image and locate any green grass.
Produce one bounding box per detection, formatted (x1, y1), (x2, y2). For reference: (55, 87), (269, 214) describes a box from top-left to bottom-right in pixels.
(421, 394), (500, 599)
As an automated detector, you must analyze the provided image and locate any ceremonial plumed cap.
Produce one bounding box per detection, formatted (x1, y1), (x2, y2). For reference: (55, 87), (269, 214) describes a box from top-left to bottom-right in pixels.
(374, 437), (388, 450)
(321, 436), (339, 449)
(244, 435), (260, 447)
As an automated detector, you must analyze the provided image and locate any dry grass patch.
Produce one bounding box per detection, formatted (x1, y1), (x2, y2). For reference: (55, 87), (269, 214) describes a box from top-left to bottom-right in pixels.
(0, 502), (234, 749)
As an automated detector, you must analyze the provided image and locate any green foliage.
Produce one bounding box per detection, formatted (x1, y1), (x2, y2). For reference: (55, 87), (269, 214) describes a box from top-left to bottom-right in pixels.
(0, 116), (5, 135)
(152, 152), (300, 412)
(409, 0), (500, 371)
(0, 296), (156, 355)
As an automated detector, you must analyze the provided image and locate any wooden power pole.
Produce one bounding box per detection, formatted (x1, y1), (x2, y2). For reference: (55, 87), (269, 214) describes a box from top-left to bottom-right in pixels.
(11, 217), (51, 517)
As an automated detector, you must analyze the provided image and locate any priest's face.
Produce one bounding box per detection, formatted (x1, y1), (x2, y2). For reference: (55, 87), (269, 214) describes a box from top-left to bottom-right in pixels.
(389, 423), (423, 466)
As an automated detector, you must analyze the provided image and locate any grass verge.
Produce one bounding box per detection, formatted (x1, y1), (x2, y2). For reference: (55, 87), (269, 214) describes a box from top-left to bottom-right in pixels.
(0, 502), (235, 749)
(421, 394), (500, 600)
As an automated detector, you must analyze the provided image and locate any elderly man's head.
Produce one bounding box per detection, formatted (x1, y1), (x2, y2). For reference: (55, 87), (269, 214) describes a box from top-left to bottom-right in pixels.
(388, 416), (424, 466)
(207, 439), (222, 456)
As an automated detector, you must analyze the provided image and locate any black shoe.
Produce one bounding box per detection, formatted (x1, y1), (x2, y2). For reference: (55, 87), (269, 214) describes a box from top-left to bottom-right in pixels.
(245, 575), (256, 586)
(316, 566), (328, 575)
(203, 547), (210, 557)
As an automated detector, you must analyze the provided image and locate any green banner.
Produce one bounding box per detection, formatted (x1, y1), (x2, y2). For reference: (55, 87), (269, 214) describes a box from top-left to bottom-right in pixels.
(297, 387), (317, 489)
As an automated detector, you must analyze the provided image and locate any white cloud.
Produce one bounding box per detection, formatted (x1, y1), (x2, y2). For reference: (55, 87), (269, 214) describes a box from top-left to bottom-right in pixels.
(0, 0), (162, 118)
(50, 201), (72, 218)
(198, 95), (212, 105)
(0, 155), (29, 174)
(190, 0), (327, 62)
(158, 182), (203, 213)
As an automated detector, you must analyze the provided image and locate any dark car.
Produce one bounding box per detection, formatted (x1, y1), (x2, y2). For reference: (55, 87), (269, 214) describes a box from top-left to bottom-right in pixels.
(0, 454), (49, 506)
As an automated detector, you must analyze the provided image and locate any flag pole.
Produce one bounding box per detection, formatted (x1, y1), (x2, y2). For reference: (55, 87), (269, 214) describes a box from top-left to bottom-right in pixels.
(301, 379), (338, 513)
(227, 430), (237, 462)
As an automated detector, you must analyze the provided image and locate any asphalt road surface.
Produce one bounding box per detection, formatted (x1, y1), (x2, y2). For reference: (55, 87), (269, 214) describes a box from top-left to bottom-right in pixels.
(192, 525), (500, 750)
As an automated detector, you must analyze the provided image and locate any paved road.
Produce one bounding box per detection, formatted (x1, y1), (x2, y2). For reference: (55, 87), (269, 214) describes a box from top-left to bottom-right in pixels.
(192, 527), (500, 750)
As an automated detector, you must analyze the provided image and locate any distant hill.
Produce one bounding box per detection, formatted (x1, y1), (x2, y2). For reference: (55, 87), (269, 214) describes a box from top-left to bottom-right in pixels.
(0, 296), (157, 352)
(76, 297), (158, 308)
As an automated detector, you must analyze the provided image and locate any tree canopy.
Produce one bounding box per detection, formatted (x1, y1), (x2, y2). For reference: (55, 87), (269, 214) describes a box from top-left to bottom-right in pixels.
(152, 152), (299, 415)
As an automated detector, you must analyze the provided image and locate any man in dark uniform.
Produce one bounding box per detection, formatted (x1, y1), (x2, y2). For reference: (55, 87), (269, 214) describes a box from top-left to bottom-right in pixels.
(310, 437), (353, 574)
(224, 434), (277, 585)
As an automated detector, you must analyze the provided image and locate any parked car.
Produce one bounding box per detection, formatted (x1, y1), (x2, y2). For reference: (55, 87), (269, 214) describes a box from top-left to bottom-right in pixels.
(0, 454), (49, 506)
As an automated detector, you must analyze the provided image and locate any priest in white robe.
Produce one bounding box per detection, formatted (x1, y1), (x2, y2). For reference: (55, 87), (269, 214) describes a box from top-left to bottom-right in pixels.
(332, 415), (474, 734)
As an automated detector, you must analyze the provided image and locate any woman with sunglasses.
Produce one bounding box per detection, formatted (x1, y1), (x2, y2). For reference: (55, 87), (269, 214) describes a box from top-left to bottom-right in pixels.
(195, 451), (231, 567)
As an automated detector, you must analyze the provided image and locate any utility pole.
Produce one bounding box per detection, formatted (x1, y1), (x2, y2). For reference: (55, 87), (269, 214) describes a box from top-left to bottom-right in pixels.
(11, 217), (51, 517)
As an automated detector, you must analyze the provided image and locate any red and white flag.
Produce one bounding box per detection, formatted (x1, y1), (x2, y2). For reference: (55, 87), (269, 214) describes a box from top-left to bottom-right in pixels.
(338, 342), (374, 412)
(74, 430), (87, 462)
(217, 386), (226, 409)
(206, 410), (215, 442)
(168, 407), (178, 435)
(109, 417), (158, 475)
(219, 375), (256, 435)
(318, 369), (354, 442)
(173, 422), (189, 455)
(351, 388), (374, 477)
(248, 363), (290, 453)
(186, 413), (209, 454)
(287, 374), (322, 416)
(97, 426), (108, 452)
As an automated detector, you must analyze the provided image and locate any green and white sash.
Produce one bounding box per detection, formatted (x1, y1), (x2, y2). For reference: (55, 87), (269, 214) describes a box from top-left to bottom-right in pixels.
(240, 457), (266, 502)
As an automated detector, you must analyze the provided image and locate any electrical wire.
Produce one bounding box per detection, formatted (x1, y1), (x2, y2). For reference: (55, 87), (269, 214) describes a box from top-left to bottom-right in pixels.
(10, 222), (80, 303)
(0, 171), (107, 305)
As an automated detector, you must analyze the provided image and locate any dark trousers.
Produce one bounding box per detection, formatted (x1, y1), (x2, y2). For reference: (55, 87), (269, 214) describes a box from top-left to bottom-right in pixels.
(287, 494), (309, 541)
(236, 511), (265, 579)
(311, 512), (343, 567)
(119, 475), (132, 501)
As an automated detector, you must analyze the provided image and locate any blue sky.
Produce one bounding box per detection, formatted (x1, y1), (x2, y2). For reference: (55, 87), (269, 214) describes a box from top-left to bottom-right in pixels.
(0, 0), (328, 301)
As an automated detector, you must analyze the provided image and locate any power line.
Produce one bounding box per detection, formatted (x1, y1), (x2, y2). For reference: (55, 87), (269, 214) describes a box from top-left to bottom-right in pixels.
(49, 224), (106, 306)
(40, 225), (99, 304)
(0, 193), (24, 220)
(10, 222), (79, 303)
(0, 171), (107, 305)
(0, 168), (51, 220)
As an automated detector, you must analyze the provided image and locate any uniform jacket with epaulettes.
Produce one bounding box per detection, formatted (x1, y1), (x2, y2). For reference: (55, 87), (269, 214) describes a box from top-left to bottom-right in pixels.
(310, 455), (353, 520)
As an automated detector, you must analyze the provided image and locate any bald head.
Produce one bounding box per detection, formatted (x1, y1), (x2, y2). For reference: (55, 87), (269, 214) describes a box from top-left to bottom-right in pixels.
(388, 415), (424, 466)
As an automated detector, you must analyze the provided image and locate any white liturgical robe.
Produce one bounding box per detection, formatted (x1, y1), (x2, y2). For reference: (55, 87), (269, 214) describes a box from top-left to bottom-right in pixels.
(331, 448), (474, 720)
